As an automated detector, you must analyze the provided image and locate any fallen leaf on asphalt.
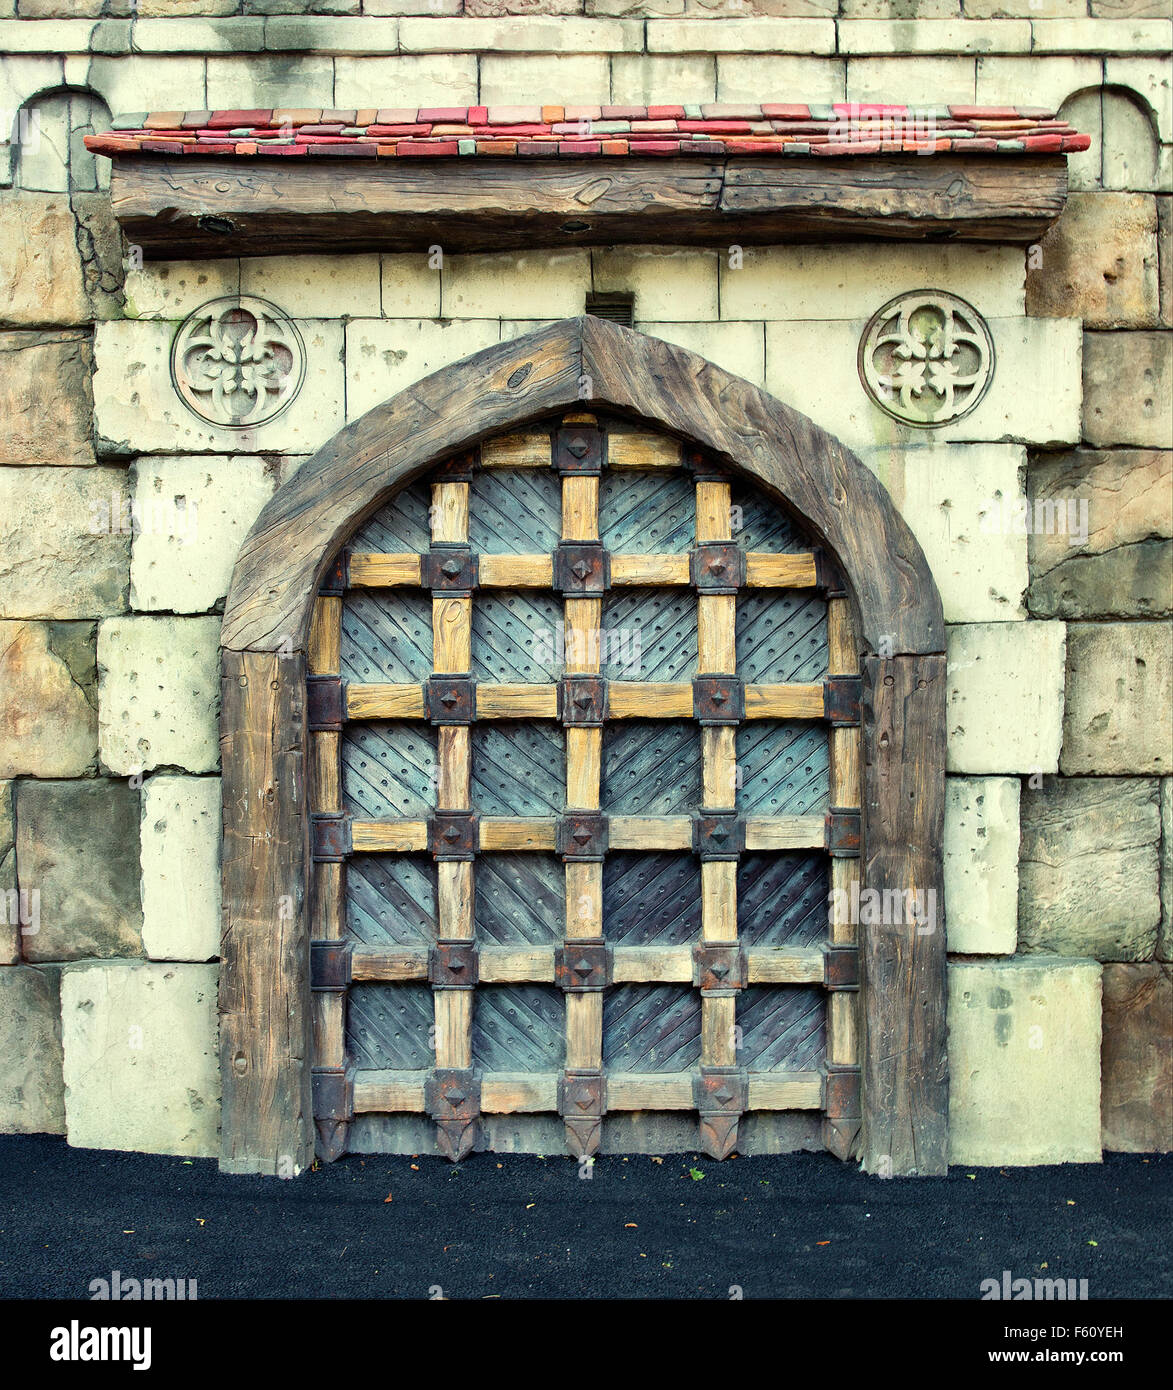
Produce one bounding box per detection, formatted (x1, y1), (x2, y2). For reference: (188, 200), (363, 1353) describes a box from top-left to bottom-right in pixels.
(383, 1193), (393, 1203)
(624, 1223), (637, 1228)
(816, 1241), (831, 1246)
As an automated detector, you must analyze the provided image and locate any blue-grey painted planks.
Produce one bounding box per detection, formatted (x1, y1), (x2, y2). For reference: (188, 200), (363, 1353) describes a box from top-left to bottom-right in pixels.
(737, 852), (828, 947)
(475, 853), (564, 945)
(737, 986), (826, 1072)
(473, 592), (563, 682)
(471, 722), (564, 816)
(736, 591), (827, 683)
(469, 468), (561, 555)
(341, 590), (432, 684)
(347, 983), (433, 1070)
(343, 720), (436, 819)
(602, 721), (701, 815)
(737, 721), (829, 817)
(602, 587), (696, 681)
(604, 985), (702, 1072)
(600, 469), (694, 554)
(348, 854), (437, 948)
(471, 986), (565, 1072)
(349, 479), (432, 554)
(603, 852), (702, 946)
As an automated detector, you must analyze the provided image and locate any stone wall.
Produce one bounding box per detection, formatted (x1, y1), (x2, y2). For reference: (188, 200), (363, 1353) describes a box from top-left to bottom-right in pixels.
(0, 7), (1169, 1167)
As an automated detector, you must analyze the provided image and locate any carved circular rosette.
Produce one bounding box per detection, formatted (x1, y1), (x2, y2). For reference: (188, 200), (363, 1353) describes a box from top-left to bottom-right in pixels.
(170, 295), (306, 428)
(857, 289), (995, 427)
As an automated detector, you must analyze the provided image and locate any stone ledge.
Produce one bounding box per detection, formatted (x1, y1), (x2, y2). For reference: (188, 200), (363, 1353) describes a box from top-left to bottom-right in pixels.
(839, 18), (1032, 53)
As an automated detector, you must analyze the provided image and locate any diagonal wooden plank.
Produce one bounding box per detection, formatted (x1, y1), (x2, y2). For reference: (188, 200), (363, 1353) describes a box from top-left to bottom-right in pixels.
(472, 722), (565, 816)
(600, 470), (695, 555)
(348, 479), (433, 554)
(603, 851), (702, 946)
(737, 721), (829, 817)
(475, 852), (564, 945)
(347, 853), (437, 948)
(603, 985), (702, 1073)
(603, 721), (701, 815)
(346, 983), (433, 1070)
(730, 481), (813, 555)
(737, 986), (826, 1072)
(601, 587), (697, 681)
(736, 591), (828, 683)
(472, 592), (564, 682)
(470, 468), (561, 555)
(471, 985), (565, 1072)
(342, 590), (433, 683)
(343, 720), (436, 819)
(737, 852), (828, 948)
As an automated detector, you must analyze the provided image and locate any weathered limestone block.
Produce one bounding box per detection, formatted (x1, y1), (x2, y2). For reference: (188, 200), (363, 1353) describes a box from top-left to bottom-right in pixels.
(334, 54), (478, 108)
(123, 259), (239, 321)
(241, 253), (381, 320)
(70, 192), (126, 324)
(1100, 963), (1172, 1152)
(857, 443), (1028, 624)
(1159, 777), (1172, 962)
(1026, 193), (1160, 329)
(0, 966), (65, 1135)
(0, 467), (130, 619)
(0, 621), (97, 779)
(944, 776), (1020, 955)
(15, 778), (143, 962)
(92, 319), (345, 458)
(1062, 621), (1172, 775)
(946, 621), (1066, 774)
(61, 962), (219, 1157)
(442, 250), (590, 320)
(1019, 776), (1161, 961)
(948, 958), (1102, 1166)
(140, 775), (221, 963)
(716, 54), (844, 105)
(1, 780), (15, 965)
(592, 248), (719, 322)
(1158, 197), (1171, 329)
(130, 456), (286, 613)
(0, 193), (88, 327)
(639, 320), (765, 387)
(1082, 331), (1173, 449)
(479, 53), (612, 105)
(0, 330), (94, 466)
(1027, 449), (1173, 619)
(205, 54), (333, 110)
(381, 254), (442, 319)
(98, 616), (220, 775)
(724, 244), (1024, 321)
(345, 318), (500, 420)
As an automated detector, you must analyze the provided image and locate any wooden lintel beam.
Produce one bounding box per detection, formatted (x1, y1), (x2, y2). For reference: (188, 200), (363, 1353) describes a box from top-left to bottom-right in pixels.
(110, 155), (1069, 259)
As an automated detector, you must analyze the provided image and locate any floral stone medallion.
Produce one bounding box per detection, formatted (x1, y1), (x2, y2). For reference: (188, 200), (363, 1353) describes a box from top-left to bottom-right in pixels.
(170, 296), (306, 428)
(857, 290), (995, 427)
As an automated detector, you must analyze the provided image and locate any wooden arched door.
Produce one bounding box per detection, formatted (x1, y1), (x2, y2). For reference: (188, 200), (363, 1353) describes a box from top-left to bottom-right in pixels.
(219, 317), (948, 1178)
(306, 413), (863, 1162)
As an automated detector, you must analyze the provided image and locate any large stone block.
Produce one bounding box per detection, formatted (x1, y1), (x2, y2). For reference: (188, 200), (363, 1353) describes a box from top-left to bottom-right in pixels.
(0, 330), (94, 466)
(1, 780), (14, 964)
(61, 961), (219, 1157)
(333, 54), (479, 108)
(97, 616), (220, 775)
(345, 318), (500, 420)
(1062, 621), (1172, 775)
(592, 248), (719, 323)
(0, 966), (64, 1135)
(204, 54), (333, 109)
(716, 54), (844, 104)
(130, 455), (286, 614)
(723, 244), (1024, 322)
(381, 254), (442, 319)
(1026, 193), (1160, 329)
(847, 55), (977, 106)
(0, 193), (88, 327)
(764, 318), (1081, 451)
(1160, 777), (1171, 962)
(1082, 331), (1173, 448)
(443, 250), (590, 319)
(1027, 449), (1172, 619)
(638, 319), (765, 387)
(944, 776), (1020, 955)
(1158, 196), (1171, 329)
(0, 467), (130, 619)
(122, 260), (239, 321)
(92, 319), (345, 458)
(1100, 963), (1172, 1152)
(0, 621), (97, 779)
(610, 53), (717, 105)
(1019, 776), (1162, 961)
(140, 775), (221, 964)
(15, 778), (143, 963)
(946, 621), (1066, 774)
(481, 53), (612, 105)
(856, 443), (1028, 624)
(948, 958), (1102, 1166)
(240, 254), (381, 321)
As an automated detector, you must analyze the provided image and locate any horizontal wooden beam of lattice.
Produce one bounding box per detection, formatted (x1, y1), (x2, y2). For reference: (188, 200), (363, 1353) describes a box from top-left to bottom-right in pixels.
(345, 681), (827, 722)
(345, 551), (817, 590)
(351, 943), (826, 986)
(349, 814), (826, 855)
(352, 1069), (824, 1116)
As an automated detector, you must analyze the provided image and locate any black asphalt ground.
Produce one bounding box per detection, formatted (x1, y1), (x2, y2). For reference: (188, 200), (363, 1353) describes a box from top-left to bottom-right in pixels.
(1, 1134), (1169, 1302)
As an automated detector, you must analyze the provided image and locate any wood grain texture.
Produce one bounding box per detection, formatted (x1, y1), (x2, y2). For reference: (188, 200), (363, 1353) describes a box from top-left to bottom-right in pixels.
(433, 597), (471, 674)
(607, 683), (693, 719)
(745, 553), (818, 588)
(610, 553), (690, 586)
(219, 648), (313, 1176)
(477, 553), (554, 588)
(308, 597), (341, 675)
(608, 432), (682, 470)
(113, 156), (1068, 259)
(347, 554), (422, 588)
(345, 684), (426, 720)
(744, 684), (824, 719)
(861, 653), (948, 1177)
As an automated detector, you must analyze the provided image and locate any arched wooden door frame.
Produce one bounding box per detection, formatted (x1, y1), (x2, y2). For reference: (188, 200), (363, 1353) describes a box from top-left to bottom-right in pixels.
(219, 316), (948, 1178)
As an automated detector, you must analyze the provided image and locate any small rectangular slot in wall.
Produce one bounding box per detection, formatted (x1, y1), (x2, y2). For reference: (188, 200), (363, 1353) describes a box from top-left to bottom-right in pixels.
(586, 294), (635, 327)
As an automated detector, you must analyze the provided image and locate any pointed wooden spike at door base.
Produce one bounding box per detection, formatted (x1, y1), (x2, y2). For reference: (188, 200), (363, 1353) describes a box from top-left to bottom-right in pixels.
(564, 1117), (602, 1158)
(315, 1118), (348, 1163)
(822, 1115), (861, 1162)
(699, 1115), (740, 1160)
(436, 1118), (481, 1163)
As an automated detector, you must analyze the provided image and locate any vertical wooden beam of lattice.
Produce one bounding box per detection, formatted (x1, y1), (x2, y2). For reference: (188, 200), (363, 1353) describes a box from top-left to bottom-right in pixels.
(825, 596), (862, 1160)
(428, 473), (481, 1161)
(695, 474), (743, 1159)
(308, 594), (351, 1162)
(558, 415), (607, 1157)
